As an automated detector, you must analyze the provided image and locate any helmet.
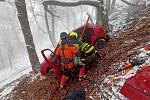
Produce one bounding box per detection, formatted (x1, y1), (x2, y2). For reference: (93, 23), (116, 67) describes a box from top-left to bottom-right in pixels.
(60, 32), (68, 40)
(69, 32), (77, 38)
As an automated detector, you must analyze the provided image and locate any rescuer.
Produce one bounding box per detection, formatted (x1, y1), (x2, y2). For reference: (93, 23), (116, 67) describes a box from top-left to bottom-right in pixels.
(69, 31), (98, 64)
(55, 32), (84, 89)
(69, 31), (86, 81)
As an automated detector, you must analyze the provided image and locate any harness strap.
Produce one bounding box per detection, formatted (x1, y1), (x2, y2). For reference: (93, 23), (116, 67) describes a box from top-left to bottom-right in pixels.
(61, 45), (68, 68)
(60, 57), (73, 64)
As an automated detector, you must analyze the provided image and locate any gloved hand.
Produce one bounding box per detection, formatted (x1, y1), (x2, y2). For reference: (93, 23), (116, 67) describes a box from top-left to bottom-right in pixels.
(73, 57), (79, 65)
(73, 57), (85, 65)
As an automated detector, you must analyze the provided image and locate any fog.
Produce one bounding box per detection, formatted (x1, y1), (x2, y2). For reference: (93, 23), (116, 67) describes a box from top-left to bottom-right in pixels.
(0, 0), (146, 72)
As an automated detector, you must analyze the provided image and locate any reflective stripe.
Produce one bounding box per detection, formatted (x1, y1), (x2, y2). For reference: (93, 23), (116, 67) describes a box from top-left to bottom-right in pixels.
(81, 43), (88, 52)
(84, 45), (90, 52)
(80, 42), (85, 49)
(83, 44), (89, 52)
(85, 46), (94, 54)
(81, 58), (85, 61)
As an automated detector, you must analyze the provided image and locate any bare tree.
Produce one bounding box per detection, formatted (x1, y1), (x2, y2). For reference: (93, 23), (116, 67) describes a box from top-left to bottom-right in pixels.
(43, 0), (110, 33)
(106, 0), (111, 14)
(5, 39), (13, 70)
(49, 5), (57, 45)
(0, 50), (6, 70)
(110, 0), (116, 14)
(44, 6), (56, 47)
(0, 32), (14, 70)
(97, 0), (110, 33)
(15, 0), (40, 74)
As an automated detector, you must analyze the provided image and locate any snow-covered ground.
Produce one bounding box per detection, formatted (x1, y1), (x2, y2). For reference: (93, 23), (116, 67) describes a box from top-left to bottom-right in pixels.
(0, 56), (31, 99)
(0, 0), (147, 99)
(99, 45), (150, 99)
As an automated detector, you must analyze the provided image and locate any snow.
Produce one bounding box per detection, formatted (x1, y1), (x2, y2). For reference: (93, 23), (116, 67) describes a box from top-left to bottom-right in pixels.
(0, 55), (32, 88)
(146, 1), (150, 6)
(0, 38), (53, 99)
(0, 56), (32, 99)
(0, 0), (149, 99)
(0, 81), (19, 99)
(99, 46), (150, 99)
(0, 66), (31, 89)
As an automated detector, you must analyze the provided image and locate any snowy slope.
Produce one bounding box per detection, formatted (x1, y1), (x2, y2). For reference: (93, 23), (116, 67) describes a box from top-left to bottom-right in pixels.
(99, 46), (150, 99)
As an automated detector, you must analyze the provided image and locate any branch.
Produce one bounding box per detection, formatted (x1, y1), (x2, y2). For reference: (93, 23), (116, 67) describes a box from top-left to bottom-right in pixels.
(120, 0), (138, 6)
(44, 6), (55, 48)
(43, 0), (100, 8)
(45, 6), (60, 17)
(28, 0), (46, 33)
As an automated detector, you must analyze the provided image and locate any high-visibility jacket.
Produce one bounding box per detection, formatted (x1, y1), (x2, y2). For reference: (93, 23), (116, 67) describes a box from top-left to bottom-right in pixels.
(69, 37), (95, 54)
(55, 44), (80, 69)
(69, 37), (96, 63)
(79, 42), (96, 63)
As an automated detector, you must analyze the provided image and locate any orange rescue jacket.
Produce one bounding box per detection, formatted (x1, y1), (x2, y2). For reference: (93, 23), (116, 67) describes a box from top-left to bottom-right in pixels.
(55, 44), (80, 69)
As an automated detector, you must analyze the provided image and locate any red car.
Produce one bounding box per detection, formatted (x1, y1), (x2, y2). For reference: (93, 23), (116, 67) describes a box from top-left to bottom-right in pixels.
(40, 17), (110, 79)
(73, 23), (110, 49)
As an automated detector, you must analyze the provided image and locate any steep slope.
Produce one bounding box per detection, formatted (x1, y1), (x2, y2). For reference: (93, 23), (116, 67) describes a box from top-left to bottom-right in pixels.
(1, 7), (150, 100)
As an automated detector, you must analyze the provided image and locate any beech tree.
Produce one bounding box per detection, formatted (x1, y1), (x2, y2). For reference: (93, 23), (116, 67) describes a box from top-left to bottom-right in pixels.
(15, 0), (40, 74)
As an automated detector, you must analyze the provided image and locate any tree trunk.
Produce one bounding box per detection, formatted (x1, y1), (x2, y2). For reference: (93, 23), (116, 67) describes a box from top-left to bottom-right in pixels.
(110, 0), (116, 13)
(96, 5), (102, 25)
(44, 6), (56, 47)
(97, 0), (110, 33)
(15, 0), (40, 74)
(0, 51), (6, 69)
(106, 0), (111, 14)
(50, 6), (57, 46)
(8, 55), (13, 70)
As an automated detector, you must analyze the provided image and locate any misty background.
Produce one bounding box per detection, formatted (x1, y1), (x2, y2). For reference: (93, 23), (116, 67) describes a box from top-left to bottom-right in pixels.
(0, 0), (149, 86)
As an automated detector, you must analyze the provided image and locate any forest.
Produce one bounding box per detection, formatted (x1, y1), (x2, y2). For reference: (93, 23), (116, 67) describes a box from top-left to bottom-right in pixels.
(0, 0), (150, 100)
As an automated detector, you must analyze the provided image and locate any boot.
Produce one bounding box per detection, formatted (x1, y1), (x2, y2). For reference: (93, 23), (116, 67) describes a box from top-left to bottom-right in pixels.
(79, 75), (87, 81)
(60, 85), (64, 90)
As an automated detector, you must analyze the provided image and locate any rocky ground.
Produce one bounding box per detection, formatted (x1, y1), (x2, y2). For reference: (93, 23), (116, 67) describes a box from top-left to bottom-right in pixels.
(1, 7), (150, 100)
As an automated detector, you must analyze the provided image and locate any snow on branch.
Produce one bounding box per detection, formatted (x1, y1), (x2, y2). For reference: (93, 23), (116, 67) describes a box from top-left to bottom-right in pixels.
(43, 0), (101, 8)
(120, 0), (138, 6)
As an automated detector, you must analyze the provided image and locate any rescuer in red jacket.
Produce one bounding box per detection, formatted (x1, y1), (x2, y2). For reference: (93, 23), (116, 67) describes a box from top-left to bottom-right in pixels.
(55, 32), (85, 89)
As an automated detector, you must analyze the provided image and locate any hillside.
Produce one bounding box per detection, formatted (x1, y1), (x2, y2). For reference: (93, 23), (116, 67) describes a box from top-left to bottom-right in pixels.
(1, 6), (150, 100)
